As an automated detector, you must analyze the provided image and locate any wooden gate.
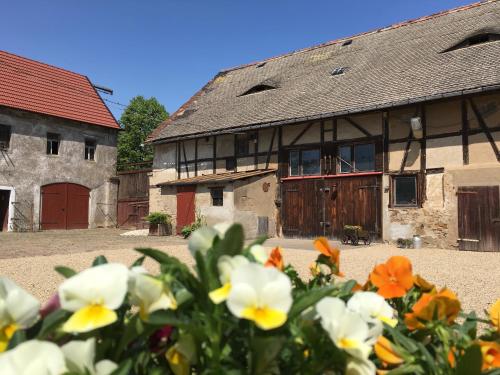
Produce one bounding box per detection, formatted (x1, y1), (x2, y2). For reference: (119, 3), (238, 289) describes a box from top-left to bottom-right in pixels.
(457, 186), (500, 252)
(117, 168), (151, 229)
(282, 175), (381, 239)
(176, 185), (196, 235)
(41, 183), (89, 230)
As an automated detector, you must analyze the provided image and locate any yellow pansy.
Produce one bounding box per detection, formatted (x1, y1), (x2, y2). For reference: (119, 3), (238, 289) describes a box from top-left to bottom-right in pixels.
(209, 255), (248, 304)
(58, 263), (128, 333)
(0, 277), (40, 352)
(226, 263), (292, 330)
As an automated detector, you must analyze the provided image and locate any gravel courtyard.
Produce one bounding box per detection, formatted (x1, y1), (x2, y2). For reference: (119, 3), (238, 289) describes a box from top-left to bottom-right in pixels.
(0, 229), (498, 317)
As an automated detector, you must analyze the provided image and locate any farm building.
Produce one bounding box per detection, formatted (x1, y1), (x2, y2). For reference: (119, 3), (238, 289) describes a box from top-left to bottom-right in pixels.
(148, 1), (500, 250)
(0, 51), (120, 231)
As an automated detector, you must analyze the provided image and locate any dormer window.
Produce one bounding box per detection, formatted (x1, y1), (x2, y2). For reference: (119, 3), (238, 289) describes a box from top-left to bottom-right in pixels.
(443, 33), (500, 52)
(331, 67), (348, 76)
(240, 84), (276, 96)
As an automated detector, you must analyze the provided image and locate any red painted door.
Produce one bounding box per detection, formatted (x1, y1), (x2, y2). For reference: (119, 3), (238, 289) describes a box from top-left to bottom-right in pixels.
(176, 185), (196, 235)
(41, 183), (89, 230)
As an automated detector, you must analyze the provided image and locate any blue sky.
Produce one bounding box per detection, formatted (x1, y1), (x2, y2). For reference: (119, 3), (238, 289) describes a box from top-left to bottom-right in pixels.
(2, 0), (473, 120)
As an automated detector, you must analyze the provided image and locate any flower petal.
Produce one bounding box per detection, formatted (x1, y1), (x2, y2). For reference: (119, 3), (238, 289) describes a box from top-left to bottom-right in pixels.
(227, 283), (257, 317)
(61, 338), (96, 374)
(241, 306), (287, 330)
(63, 304), (117, 333)
(0, 277), (40, 328)
(188, 226), (217, 256)
(209, 283), (232, 304)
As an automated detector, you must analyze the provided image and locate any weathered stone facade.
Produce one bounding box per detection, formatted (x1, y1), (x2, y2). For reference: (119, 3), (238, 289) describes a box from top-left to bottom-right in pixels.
(0, 107), (118, 231)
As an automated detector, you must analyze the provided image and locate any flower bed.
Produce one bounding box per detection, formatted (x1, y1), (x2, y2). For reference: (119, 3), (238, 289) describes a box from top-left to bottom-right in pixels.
(0, 223), (498, 374)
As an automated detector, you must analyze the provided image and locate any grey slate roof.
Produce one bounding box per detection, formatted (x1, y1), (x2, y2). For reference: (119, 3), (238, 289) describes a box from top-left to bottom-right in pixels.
(149, 0), (500, 143)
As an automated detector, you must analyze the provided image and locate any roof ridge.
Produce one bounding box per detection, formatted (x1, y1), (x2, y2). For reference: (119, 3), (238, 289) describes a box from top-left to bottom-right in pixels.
(220, 0), (496, 74)
(0, 50), (86, 78)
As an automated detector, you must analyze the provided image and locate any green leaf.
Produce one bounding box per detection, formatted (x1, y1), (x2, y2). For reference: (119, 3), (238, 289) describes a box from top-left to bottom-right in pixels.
(136, 247), (177, 265)
(54, 266), (77, 278)
(456, 344), (482, 375)
(6, 329), (26, 350)
(131, 255), (146, 267)
(213, 224), (244, 257)
(385, 325), (419, 353)
(251, 336), (285, 375)
(386, 364), (424, 375)
(110, 359), (133, 375)
(37, 309), (69, 338)
(147, 310), (187, 327)
(92, 255), (108, 266)
(288, 285), (336, 319)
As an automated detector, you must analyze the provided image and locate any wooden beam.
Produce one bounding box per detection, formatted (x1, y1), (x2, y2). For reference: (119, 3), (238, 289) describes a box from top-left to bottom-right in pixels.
(333, 118), (338, 142)
(254, 131), (259, 169)
(345, 117), (372, 137)
(265, 127), (277, 169)
(194, 138), (198, 176)
(383, 112), (389, 173)
(180, 141), (189, 178)
(461, 99), (469, 165)
(176, 141), (180, 179)
(420, 104), (426, 172)
(320, 120), (325, 174)
(233, 134), (238, 172)
(399, 140), (412, 173)
(289, 122), (313, 146)
(213, 136), (217, 174)
(469, 99), (499, 162)
(278, 126), (283, 178)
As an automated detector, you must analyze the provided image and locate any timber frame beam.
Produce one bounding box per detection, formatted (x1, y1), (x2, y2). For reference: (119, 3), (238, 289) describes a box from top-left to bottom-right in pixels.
(469, 98), (500, 162)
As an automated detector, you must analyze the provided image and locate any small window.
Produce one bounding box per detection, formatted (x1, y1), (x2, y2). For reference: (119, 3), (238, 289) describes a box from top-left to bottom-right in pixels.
(289, 150), (300, 176)
(225, 158), (235, 171)
(342, 39), (352, 47)
(210, 187), (223, 206)
(302, 149), (321, 175)
(236, 133), (256, 157)
(46, 133), (60, 155)
(0, 125), (11, 150)
(288, 149), (321, 176)
(393, 176), (418, 207)
(85, 139), (96, 161)
(331, 67), (347, 76)
(338, 143), (375, 173)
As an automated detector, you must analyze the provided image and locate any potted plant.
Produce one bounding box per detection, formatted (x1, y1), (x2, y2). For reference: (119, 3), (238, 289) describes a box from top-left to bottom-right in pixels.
(145, 212), (172, 236)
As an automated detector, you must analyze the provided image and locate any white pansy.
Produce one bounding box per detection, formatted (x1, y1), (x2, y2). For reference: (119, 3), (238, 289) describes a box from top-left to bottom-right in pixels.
(0, 340), (67, 375)
(209, 255), (249, 304)
(316, 297), (374, 360)
(213, 222), (231, 238)
(62, 338), (117, 375)
(347, 291), (397, 336)
(128, 268), (177, 319)
(188, 226), (218, 256)
(58, 263), (129, 333)
(249, 244), (268, 264)
(226, 263), (292, 330)
(346, 356), (376, 375)
(0, 277), (40, 352)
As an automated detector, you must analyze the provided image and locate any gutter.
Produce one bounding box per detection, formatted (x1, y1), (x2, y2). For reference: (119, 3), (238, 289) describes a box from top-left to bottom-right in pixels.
(150, 83), (500, 144)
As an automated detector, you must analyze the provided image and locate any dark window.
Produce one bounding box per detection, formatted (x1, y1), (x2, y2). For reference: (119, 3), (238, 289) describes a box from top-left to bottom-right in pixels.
(443, 33), (500, 52)
(338, 143), (375, 173)
(289, 150), (300, 176)
(288, 149), (321, 176)
(0, 125), (11, 150)
(240, 84), (275, 96)
(236, 134), (249, 157)
(47, 133), (60, 155)
(210, 187), (224, 206)
(301, 149), (321, 175)
(393, 176), (417, 207)
(225, 158), (235, 171)
(85, 139), (96, 161)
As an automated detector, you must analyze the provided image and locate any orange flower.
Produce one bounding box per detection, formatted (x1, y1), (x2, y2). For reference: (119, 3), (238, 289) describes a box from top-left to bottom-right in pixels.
(265, 247), (284, 271)
(489, 299), (500, 332)
(404, 288), (461, 330)
(369, 256), (413, 299)
(313, 237), (343, 276)
(413, 274), (435, 293)
(479, 341), (500, 370)
(374, 336), (404, 367)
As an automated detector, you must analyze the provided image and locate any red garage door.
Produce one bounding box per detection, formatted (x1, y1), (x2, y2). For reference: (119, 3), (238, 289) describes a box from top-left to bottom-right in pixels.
(41, 183), (90, 230)
(176, 185), (196, 235)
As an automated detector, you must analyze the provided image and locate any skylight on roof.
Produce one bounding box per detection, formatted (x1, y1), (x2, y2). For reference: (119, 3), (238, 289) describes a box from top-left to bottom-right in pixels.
(240, 84), (276, 96)
(342, 40), (352, 47)
(330, 67), (348, 76)
(443, 33), (500, 52)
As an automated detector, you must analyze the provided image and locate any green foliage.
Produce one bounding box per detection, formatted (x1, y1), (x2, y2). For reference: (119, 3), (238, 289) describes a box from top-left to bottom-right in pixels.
(180, 212), (206, 238)
(117, 96), (168, 170)
(145, 212), (171, 225)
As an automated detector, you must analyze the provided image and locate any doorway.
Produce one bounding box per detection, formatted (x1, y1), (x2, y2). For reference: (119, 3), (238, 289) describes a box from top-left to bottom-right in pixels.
(0, 189), (11, 231)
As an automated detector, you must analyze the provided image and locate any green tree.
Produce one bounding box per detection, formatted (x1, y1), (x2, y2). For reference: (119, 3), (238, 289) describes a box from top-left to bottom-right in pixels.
(117, 96), (168, 170)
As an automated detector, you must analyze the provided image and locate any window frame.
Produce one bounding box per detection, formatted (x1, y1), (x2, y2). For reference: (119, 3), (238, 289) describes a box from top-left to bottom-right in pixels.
(391, 174), (419, 208)
(0, 124), (11, 150)
(337, 142), (375, 174)
(84, 138), (96, 161)
(46, 132), (60, 155)
(210, 187), (224, 207)
(288, 148), (321, 177)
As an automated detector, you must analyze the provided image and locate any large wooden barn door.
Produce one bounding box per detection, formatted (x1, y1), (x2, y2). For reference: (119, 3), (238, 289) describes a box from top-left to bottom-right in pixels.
(41, 183), (89, 230)
(282, 175), (381, 239)
(176, 185), (196, 235)
(458, 186), (500, 252)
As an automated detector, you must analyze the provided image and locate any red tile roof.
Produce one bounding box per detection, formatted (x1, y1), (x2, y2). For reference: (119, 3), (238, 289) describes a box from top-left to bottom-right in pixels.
(0, 50), (120, 129)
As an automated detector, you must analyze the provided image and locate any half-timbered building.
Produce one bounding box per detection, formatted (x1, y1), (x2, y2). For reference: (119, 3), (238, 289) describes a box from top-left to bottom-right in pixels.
(148, 1), (500, 250)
